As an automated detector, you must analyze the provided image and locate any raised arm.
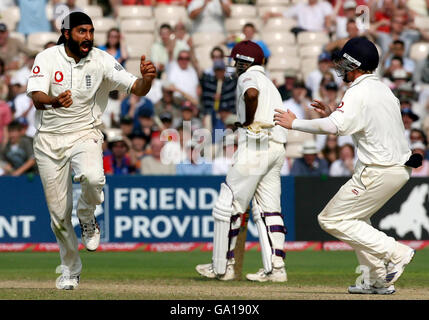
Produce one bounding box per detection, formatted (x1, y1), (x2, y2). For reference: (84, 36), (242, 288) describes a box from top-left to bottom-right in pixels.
(130, 55), (157, 96)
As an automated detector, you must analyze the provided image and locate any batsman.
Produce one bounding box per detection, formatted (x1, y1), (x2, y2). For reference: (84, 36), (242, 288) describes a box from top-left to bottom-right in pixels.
(196, 41), (288, 282)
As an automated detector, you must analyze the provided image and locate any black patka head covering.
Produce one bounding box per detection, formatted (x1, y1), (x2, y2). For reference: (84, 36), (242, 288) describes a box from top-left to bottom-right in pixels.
(57, 12), (93, 45)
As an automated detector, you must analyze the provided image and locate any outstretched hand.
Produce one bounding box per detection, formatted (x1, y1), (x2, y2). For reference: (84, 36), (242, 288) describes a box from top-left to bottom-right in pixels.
(310, 99), (335, 117)
(140, 55), (157, 82)
(274, 108), (297, 129)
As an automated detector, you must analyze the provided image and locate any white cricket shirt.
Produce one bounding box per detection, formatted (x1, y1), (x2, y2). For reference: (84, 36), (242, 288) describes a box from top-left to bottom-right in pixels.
(27, 44), (138, 134)
(329, 74), (411, 166)
(236, 65), (287, 143)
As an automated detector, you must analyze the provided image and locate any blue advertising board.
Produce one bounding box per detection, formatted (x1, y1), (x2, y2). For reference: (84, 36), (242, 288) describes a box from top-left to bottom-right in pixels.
(0, 176), (296, 243)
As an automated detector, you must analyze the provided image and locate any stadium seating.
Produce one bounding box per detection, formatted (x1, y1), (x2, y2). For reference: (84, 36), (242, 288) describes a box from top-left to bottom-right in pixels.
(230, 4), (257, 18)
(27, 32), (61, 52)
(191, 32), (226, 48)
(118, 5), (153, 20)
(297, 31), (330, 45)
(414, 16), (429, 31)
(83, 5), (104, 18)
(298, 45), (323, 59)
(225, 18), (262, 33)
(125, 58), (143, 77)
(261, 31), (295, 46)
(269, 44), (299, 58)
(262, 17), (297, 32)
(257, 5), (289, 17)
(267, 56), (301, 72)
(285, 133), (315, 158)
(120, 19), (156, 33)
(0, 6), (20, 31)
(153, 5), (189, 27)
(256, 0), (290, 5)
(409, 42), (429, 61)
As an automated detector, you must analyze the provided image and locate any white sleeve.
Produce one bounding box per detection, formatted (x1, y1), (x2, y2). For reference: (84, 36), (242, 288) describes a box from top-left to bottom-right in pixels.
(238, 73), (259, 94)
(26, 51), (52, 97)
(329, 88), (364, 135)
(292, 117), (338, 135)
(103, 52), (138, 94)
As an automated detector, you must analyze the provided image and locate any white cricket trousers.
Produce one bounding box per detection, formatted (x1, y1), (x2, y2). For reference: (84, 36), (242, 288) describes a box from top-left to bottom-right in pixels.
(226, 138), (286, 267)
(318, 161), (412, 285)
(33, 128), (105, 276)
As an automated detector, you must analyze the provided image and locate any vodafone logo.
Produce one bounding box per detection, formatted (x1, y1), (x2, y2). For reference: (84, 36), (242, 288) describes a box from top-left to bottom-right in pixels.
(32, 66), (40, 74)
(337, 101), (344, 109)
(54, 71), (64, 83)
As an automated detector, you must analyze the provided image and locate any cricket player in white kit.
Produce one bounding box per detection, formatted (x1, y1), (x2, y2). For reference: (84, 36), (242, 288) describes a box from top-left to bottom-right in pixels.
(275, 37), (420, 294)
(196, 41), (289, 282)
(26, 12), (156, 290)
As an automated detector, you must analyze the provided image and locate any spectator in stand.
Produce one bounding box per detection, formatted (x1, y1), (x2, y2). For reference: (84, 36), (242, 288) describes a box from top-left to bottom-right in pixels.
(103, 134), (135, 175)
(322, 81), (341, 110)
(202, 46), (225, 77)
(154, 82), (182, 122)
(17, 0), (51, 36)
(383, 40), (415, 74)
(176, 139), (212, 175)
(167, 50), (201, 103)
(319, 133), (340, 168)
(325, 19), (363, 54)
(371, 11), (419, 57)
(52, 0), (82, 32)
(290, 140), (329, 176)
(409, 128), (429, 159)
(129, 132), (148, 172)
(159, 111), (175, 130)
(188, 0), (232, 35)
(264, 0), (334, 34)
(177, 100), (203, 131)
(329, 143), (355, 177)
(283, 81), (312, 120)
(200, 59), (237, 134)
(0, 120), (36, 176)
(121, 94), (154, 130)
(277, 69), (298, 102)
(98, 28), (129, 66)
(312, 71), (335, 101)
(333, 0), (366, 40)
(0, 58), (9, 101)
(410, 141), (429, 176)
(226, 23), (271, 61)
(119, 115), (134, 139)
(151, 0), (189, 5)
(0, 23), (37, 72)
(305, 52), (342, 99)
(174, 21), (192, 48)
(10, 68), (36, 137)
(401, 107), (419, 144)
(0, 100), (12, 147)
(135, 107), (159, 144)
(150, 24), (190, 76)
(140, 133), (176, 175)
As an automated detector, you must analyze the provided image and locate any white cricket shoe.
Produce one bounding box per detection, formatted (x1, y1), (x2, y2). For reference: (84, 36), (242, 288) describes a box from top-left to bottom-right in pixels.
(348, 283), (395, 295)
(56, 275), (80, 290)
(385, 249), (415, 285)
(246, 267), (287, 282)
(195, 262), (235, 281)
(80, 218), (100, 251)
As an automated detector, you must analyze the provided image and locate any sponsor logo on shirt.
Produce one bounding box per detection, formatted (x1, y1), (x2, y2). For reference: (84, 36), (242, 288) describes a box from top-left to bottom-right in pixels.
(30, 66), (44, 78)
(86, 75), (92, 89)
(114, 63), (124, 72)
(352, 188), (359, 196)
(54, 71), (64, 83)
(337, 101), (344, 109)
(32, 66), (40, 74)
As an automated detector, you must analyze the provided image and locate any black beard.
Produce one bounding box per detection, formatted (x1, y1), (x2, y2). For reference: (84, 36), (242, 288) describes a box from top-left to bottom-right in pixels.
(66, 36), (93, 58)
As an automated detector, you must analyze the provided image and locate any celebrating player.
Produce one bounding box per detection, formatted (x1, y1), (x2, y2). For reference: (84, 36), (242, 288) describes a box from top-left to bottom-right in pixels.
(274, 37), (419, 294)
(196, 41), (289, 282)
(26, 12), (156, 290)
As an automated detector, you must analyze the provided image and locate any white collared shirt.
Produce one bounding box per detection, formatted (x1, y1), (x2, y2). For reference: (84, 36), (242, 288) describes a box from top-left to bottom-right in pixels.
(236, 65), (288, 143)
(27, 44), (137, 134)
(329, 74), (411, 166)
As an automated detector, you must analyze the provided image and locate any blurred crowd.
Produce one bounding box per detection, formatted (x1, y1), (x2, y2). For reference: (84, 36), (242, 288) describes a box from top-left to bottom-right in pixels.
(2, 0), (429, 177)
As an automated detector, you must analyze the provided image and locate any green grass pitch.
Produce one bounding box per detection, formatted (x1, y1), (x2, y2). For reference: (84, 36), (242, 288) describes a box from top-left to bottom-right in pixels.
(0, 250), (428, 300)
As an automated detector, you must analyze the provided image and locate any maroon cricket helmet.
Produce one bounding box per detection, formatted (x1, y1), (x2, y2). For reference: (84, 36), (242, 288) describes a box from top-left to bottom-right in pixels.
(230, 40), (264, 66)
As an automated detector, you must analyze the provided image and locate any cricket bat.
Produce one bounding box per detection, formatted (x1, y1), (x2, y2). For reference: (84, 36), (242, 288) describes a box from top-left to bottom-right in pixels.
(233, 208), (250, 280)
